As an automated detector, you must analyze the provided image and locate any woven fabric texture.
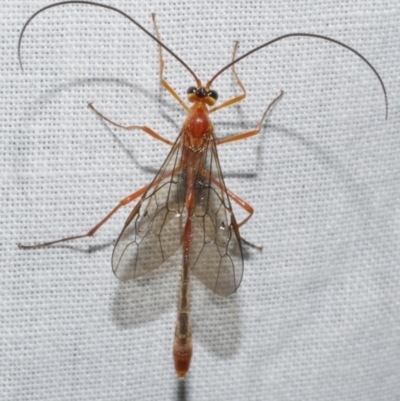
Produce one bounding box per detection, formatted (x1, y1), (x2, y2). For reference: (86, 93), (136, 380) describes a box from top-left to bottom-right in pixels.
(2, 1), (400, 400)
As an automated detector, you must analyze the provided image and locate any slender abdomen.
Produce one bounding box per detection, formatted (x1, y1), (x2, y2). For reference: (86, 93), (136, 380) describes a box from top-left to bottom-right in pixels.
(173, 217), (193, 378)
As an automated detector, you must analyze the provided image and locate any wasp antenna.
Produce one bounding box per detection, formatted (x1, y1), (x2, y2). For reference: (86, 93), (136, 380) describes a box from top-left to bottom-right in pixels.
(208, 33), (388, 120)
(18, 0), (200, 83)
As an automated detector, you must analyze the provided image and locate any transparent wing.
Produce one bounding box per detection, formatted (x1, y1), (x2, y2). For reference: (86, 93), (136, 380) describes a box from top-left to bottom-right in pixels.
(112, 136), (187, 281)
(189, 139), (244, 297)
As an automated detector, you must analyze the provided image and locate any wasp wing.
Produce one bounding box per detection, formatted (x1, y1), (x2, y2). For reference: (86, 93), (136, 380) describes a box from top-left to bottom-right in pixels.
(112, 136), (187, 281)
(189, 138), (244, 297)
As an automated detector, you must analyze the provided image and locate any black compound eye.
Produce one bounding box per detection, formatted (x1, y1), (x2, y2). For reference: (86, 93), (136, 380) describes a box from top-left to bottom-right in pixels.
(187, 86), (197, 95)
(208, 90), (218, 101)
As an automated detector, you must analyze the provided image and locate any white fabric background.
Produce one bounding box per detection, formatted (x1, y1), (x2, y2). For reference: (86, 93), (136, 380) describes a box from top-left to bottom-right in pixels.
(2, 1), (399, 400)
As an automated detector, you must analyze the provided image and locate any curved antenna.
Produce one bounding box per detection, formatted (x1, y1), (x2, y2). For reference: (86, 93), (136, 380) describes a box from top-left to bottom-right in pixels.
(207, 33), (388, 119)
(18, 0), (201, 86)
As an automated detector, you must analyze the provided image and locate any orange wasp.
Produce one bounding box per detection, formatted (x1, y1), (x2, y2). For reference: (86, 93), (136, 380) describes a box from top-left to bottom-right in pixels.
(18, 1), (387, 379)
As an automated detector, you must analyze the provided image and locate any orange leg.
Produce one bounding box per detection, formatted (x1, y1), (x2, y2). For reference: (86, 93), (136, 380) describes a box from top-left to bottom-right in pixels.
(200, 168), (262, 249)
(152, 14), (189, 112)
(87, 14), (192, 145)
(88, 103), (174, 146)
(18, 183), (150, 249)
(216, 90), (284, 146)
(226, 187), (254, 228)
(199, 168), (253, 228)
(18, 162), (185, 249)
(209, 41), (246, 114)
